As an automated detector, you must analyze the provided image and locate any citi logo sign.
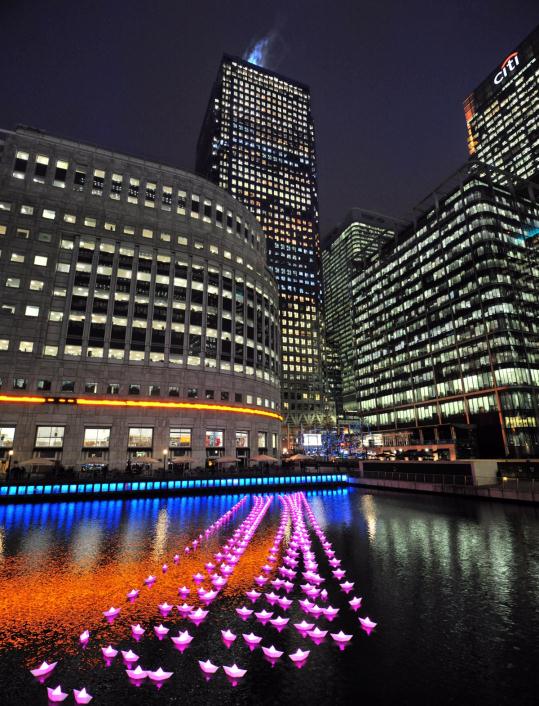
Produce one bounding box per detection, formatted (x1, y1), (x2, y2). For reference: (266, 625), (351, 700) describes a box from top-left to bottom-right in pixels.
(494, 51), (519, 85)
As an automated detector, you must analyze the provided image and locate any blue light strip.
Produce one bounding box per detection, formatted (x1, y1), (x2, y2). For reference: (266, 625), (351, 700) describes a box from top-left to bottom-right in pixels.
(0, 474), (348, 500)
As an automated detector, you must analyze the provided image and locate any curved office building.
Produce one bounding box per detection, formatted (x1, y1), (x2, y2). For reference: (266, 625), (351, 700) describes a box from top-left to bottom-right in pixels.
(0, 127), (281, 472)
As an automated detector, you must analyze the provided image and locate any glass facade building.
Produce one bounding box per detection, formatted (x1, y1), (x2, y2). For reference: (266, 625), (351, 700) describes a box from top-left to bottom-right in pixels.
(349, 162), (539, 458)
(464, 25), (539, 182)
(322, 210), (399, 417)
(196, 55), (329, 439)
(0, 127), (282, 471)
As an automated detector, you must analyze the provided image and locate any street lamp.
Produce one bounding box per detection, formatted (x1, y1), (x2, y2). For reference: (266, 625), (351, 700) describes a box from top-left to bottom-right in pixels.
(7, 449), (14, 480)
(162, 448), (168, 475)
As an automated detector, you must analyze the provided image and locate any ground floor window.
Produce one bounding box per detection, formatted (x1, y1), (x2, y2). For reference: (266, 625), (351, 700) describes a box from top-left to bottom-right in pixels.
(128, 427), (153, 448)
(83, 428), (111, 448)
(205, 430), (224, 448)
(35, 426), (65, 448)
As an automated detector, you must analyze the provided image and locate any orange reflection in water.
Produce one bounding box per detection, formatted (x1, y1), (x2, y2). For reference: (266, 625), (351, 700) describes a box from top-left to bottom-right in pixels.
(0, 502), (282, 666)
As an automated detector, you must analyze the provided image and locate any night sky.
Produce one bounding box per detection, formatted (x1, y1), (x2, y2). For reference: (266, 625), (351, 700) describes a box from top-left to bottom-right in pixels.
(2, 1), (538, 239)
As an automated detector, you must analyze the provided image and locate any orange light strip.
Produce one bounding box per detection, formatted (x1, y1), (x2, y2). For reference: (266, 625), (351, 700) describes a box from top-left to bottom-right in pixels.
(0, 394), (283, 421)
(76, 398), (283, 420)
(0, 395), (46, 404)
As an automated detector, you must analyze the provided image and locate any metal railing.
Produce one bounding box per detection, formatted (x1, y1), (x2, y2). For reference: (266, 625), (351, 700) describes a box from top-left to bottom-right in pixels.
(361, 470), (472, 486)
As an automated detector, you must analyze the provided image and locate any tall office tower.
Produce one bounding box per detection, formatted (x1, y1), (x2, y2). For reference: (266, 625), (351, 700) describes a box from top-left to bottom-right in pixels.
(322, 210), (399, 418)
(197, 55), (328, 444)
(464, 25), (539, 182)
(349, 162), (539, 460)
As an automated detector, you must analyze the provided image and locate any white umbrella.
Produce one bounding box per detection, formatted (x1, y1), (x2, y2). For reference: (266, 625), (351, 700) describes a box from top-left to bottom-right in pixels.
(129, 456), (161, 464)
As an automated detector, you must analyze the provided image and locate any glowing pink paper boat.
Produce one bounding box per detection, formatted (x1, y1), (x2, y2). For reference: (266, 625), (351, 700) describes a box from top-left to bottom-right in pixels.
(47, 685), (68, 702)
(277, 596), (293, 610)
(30, 661), (57, 678)
(205, 562), (215, 571)
(173, 554), (180, 564)
(154, 624), (169, 639)
(329, 558), (341, 567)
(223, 663), (247, 685)
(320, 589), (329, 602)
(333, 569), (346, 579)
(307, 604), (324, 618)
(349, 596), (363, 611)
(265, 591), (280, 605)
(236, 606), (253, 619)
(212, 576), (227, 588)
(127, 588), (140, 601)
(270, 578), (284, 589)
(162, 564), (168, 573)
(221, 629), (237, 646)
(144, 575), (156, 585)
(103, 606), (121, 620)
(193, 572), (205, 584)
(201, 590), (219, 605)
(121, 649), (139, 664)
(255, 609), (273, 624)
(254, 575), (268, 586)
(177, 602), (193, 616)
(148, 667), (173, 682)
(158, 602), (173, 617)
(269, 616), (289, 631)
(126, 665), (148, 680)
(101, 645), (118, 660)
(323, 606), (340, 621)
(294, 620), (315, 635)
(189, 608), (208, 626)
(246, 589), (261, 603)
(289, 648), (310, 666)
(282, 580), (294, 592)
(331, 631), (353, 649)
(262, 644), (283, 660)
(299, 598), (313, 612)
(221, 564), (233, 576)
(359, 616), (377, 635)
(307, 627), (327, 644)
(131, 624), (145, 639)
(73, 687), (93, 704)
(243, 632), (262, 649)
(178, 586), (190, 597)
(198, 659), (219, 678)
(340, 580), (354, 593)
(171, 630), (193, 651)
(79, 630), (90, 645)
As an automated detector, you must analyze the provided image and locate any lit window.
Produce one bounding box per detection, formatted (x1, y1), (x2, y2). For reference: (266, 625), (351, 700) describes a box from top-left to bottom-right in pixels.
(25, 305), (39, 317)
(92, 169), (105, 195)
(42, 208), (56, 220)
(63, 213), (77, 223)
(20, 204), (34, 215)
(19, 341), (34, 353)
(49, 311), (63, 322)
(6, 277), (20, 288)
(84, 217), (97, 228)
(43, 345), (58, 357)
(128, 427), (153, 447)
(35, 426), (65, 448)
(83, 428), (110, 447)
(13, 151), (28, 179)
(34, 255), (48, 266)
(84, 382), (98, 394)
(34, 155), (49, 183)
(11, 253), (24, 263)
(170, 428), (191, 447)
(13, 377), (27, 389)
(53, 160), (69, 188)
(0, 339), (8, 351)
(205, 430), (224, 448)
(107, 383), (120, 394)
(128, 178), (140, 203)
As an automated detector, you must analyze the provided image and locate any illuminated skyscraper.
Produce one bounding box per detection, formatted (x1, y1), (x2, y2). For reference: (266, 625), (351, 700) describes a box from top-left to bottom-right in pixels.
(464, 25), (539, 182)
(322, 210), (399, 417)
(197, 55), (329, 439)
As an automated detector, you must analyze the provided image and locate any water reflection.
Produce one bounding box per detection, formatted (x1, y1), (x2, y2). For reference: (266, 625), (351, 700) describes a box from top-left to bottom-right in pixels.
(0, 489), (536, 706)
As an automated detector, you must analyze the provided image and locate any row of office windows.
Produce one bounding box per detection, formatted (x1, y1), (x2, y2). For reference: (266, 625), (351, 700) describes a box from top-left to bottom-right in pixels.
(10, 149), (261, 250)
(0, 426), (279, 453)
(0, 375), (277, 409)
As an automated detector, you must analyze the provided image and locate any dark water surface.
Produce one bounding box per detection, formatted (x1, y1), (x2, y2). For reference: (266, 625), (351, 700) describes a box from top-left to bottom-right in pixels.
(0, 489), (537, 706)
